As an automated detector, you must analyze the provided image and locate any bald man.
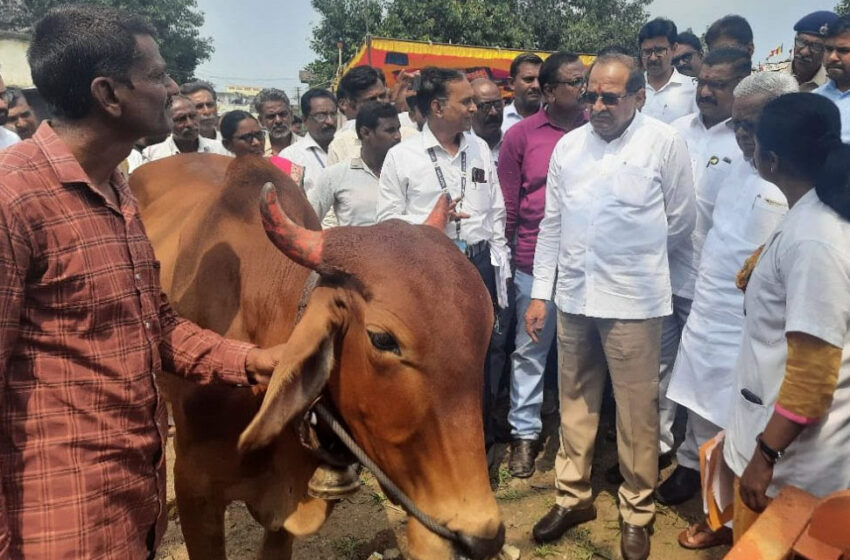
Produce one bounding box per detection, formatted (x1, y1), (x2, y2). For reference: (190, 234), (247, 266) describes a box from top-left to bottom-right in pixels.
(471, 78), (505, 165)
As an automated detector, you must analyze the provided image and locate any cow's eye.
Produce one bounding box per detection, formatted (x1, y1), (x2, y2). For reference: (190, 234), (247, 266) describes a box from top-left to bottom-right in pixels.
(367, 330), (401, 355)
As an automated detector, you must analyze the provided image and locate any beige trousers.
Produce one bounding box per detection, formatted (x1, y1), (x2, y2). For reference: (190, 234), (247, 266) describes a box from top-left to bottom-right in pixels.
(554, 311), (663, 526)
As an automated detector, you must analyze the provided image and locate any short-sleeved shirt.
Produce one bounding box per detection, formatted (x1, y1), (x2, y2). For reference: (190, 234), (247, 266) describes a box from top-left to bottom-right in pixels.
(724, 189), (850, 498)
(0, 123), (253, 558)
(308, 157), (380, 226)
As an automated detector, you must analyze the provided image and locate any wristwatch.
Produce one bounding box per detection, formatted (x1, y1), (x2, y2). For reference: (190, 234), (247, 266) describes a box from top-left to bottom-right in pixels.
(756, 433), (784, 465)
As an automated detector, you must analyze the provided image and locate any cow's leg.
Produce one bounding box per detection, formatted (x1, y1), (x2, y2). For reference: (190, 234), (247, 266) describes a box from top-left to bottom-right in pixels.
(174, 462), (228, 560)
(258, 529), (293, 560)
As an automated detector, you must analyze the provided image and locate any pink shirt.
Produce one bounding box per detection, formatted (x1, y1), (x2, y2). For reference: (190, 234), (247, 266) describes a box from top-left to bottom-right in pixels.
(497, 108), (587, 274)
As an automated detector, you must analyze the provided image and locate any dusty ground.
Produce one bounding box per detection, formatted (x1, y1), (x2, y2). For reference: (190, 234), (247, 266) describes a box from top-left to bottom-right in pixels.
(155, 405), (729, 560)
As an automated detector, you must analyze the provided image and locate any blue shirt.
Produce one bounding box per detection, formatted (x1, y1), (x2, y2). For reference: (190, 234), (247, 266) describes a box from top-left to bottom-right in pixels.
(815, 80), (850, 143)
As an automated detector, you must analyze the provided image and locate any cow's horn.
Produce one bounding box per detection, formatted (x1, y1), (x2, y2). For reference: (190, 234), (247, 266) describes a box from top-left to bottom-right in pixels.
(259, 182), (323, 270)
(423, 193), (450, 230)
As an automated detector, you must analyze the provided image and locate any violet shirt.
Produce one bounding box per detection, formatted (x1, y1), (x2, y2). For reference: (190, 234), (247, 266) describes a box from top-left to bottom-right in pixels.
(497, 108), (587, 274)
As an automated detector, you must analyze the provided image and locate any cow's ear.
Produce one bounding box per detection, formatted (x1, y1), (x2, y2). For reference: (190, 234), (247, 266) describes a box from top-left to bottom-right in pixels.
(238, 287), (347, 452)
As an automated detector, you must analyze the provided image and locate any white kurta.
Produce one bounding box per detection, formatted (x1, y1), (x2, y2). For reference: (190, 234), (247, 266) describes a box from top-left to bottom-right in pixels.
(669, 113), (741, 299)
(667, 160), (787, 427)
(723, 189), (850, 498)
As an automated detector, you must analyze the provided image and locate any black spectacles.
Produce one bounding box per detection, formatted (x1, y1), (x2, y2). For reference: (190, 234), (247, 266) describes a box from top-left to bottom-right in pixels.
(640, 46), (669, 58)
(794, 37), (824, 55)
(476, 99), (504, 113)
(726, 119), (756, 134)
(235, 130), (266, 143)
(580, 90), (632, 106)
(696, 76), (746, 91)
(672, 52), (699, 66)
(551, 77), (586, 89)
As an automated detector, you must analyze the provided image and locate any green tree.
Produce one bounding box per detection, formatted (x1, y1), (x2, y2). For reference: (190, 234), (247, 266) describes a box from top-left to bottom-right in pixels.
(307, 0), (651, 82)
(308, 0), (384, 88)
(13, 0), (212, 84)
(837, 0), (850, 16)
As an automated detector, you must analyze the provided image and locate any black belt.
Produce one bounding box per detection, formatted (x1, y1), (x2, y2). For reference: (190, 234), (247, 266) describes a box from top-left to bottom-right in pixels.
(465, 240), (488, 259)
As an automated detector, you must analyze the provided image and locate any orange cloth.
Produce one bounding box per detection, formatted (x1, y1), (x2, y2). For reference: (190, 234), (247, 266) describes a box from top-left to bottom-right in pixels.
(776, 332), (842, 423)
(736, 245), (764, 292)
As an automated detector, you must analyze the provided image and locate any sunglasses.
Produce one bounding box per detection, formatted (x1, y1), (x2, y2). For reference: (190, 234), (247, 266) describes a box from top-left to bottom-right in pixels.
(476, 99), (505, 113)
(580, 90), (632, 106)
(235, 130), (266, 143)
(672, 52), (699, 66)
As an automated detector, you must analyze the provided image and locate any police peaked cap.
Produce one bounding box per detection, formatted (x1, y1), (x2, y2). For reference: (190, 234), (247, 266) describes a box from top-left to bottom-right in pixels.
(794, 11), (840, 36)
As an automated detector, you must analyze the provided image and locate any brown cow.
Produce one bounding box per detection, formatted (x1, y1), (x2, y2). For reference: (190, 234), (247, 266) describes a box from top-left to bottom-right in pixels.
(130, 154), (504, 560)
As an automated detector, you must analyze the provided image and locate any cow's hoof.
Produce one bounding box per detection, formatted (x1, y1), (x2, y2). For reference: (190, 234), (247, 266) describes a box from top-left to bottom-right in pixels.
(308, 463), (361, 500)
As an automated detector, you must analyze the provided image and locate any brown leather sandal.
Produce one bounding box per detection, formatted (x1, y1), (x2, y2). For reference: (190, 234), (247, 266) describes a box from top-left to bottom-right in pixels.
(677, 523), (733, 549)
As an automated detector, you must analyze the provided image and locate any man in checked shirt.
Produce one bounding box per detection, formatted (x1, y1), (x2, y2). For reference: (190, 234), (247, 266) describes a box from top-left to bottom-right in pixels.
(0, 6), (293, 559)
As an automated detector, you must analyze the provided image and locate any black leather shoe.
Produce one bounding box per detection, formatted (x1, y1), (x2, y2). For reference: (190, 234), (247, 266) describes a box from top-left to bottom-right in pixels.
(655, 465), (700, 505)
(620, 522), (651, 560)
(508, 439), (539, 478)
(605, 452), (673, 485)
(532, 504), (597, 543)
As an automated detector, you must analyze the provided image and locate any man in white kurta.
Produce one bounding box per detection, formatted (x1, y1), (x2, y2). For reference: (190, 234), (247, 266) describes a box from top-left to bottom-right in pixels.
(527, 54), (693, 560)
(654, 48), (751, 504)
(665, 73), (798, 522)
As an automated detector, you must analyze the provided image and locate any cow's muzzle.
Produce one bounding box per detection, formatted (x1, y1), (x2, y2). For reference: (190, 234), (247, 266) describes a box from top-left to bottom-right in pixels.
(454, 522), (505, 560)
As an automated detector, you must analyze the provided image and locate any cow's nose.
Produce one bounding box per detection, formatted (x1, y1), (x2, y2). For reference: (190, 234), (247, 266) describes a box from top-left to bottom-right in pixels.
(454, 523), (505, 560)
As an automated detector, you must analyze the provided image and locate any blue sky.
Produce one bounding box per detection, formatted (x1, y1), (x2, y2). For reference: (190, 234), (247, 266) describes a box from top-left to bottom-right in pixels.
(194, 0), (838, 97)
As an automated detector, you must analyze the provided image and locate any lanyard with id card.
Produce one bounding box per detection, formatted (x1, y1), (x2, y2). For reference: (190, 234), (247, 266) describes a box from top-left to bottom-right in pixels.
(428, 147), (467, 252)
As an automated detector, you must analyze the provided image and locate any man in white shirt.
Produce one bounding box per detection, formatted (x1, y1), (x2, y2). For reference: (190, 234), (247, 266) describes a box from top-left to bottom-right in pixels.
(377, 67), (510, 453)
(471, 78), (504, 166)
(141, 95), (229, 162)
(180, 80), (220, 141)
(667, 72), (797, 549)
(639, 18), (697, 123)
(327, 66), (390, 165)
(502, 53), (543, 135)
(280, 88), (337, 194)
(654, 47), (751, 503)
(309, 101), (400, 226)
(527, 53), (694, 560)
(0, 75), (21, 149)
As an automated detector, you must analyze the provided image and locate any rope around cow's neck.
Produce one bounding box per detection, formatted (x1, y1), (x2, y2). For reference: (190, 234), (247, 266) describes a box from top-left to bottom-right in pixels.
(312, 401), (473, 555)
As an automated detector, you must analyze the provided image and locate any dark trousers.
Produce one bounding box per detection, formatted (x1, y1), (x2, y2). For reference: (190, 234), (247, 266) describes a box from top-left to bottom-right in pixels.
(468, 246), (498, 449)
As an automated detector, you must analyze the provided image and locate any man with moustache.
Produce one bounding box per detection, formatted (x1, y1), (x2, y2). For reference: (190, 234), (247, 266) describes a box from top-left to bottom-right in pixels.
(503, 53), (543, 134)
(789, 12), (839, 92)
(655, 48), (751, 504)
(528, 53), (694, 560)
(142, 95), (230, 162)
(640, 18), (697, 124)
(180, 80), (221, 141)
(669, 71), (797, 550)
(471, 78), (504, 165)
(815, 15), (850, 142)
(308, 101), (400, 226)
(673, 31), (704, 78)
(498, 51), (588, 479)
(0, 73), (20, 149)
(253, 88), (299, 155)
(279, 88), (337, 193)
(5, 88), (37, 140)
(377, 67), (510, 452)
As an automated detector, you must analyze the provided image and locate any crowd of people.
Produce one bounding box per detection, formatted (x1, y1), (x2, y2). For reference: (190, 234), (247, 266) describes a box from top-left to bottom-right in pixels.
(0, 3), (849, 559)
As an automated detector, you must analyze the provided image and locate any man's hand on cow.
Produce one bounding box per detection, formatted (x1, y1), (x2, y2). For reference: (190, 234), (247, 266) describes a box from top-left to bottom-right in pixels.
(448, 196), (471, 222)
(525, 299), (548, 343)
(245, 345), (287, 386)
